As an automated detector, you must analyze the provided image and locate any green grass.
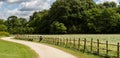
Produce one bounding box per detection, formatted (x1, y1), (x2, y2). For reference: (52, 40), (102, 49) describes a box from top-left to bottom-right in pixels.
(0, 39), (38, 58)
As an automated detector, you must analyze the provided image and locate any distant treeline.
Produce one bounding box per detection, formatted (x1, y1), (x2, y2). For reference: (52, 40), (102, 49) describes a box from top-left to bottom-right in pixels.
(1, 0), (120, 34)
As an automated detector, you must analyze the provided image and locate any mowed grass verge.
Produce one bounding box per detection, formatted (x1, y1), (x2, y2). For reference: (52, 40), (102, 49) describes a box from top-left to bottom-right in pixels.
(0, 39), (38, 58)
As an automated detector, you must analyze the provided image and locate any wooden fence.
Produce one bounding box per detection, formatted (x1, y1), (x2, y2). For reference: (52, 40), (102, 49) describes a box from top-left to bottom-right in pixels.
(16, 35), (120, 58)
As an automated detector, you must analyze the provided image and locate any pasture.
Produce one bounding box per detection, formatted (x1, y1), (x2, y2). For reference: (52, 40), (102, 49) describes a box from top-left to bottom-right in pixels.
(0, 39), (38, 58)
(22, 34), (120, 44)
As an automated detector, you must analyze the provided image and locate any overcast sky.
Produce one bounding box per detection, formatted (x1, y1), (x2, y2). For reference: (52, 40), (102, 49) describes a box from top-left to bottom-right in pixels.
(0, 0), (119, 19)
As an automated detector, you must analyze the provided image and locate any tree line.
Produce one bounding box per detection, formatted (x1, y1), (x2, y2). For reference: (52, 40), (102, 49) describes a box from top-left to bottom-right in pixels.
(1, 0), (120, 34)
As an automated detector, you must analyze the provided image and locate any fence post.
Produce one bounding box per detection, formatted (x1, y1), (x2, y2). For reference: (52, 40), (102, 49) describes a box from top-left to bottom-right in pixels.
(117, 42), (119, 58)
(51, 38), (52, 44)
(106, 41), (108, 56)
(62, 38), (64, 46)
(78, 38), (80, 50)
(56, 38), (57, 45)
(54, 38), (56, 44)
(55, 38), (57, 45)
(91, 38), (93, 53)
(66, 38), (68, 47)
(59, 38), (61, 45)
(28, 35), (29, 39)
(57, 38), (59, 45)
(61, 38), (62, 45)
(59, 38), (60, 45)
(97, 39), (99, 55)
(70, 38), (71, 48)
(73, 38), (75, 48)
(83, 38), (86, 53)
(63, 38), (65, 47)
(53, 38), (54, 44)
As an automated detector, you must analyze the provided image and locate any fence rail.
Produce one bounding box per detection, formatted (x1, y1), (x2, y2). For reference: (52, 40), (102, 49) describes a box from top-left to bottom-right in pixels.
(15, 35), (120, 58)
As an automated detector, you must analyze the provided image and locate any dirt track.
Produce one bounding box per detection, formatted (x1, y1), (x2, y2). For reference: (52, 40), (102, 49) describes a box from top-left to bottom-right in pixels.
(1, 37), (76, 58)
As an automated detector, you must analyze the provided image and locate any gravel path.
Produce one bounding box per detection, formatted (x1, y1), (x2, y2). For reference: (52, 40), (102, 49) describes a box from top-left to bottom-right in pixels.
(1, 37), (76, 58)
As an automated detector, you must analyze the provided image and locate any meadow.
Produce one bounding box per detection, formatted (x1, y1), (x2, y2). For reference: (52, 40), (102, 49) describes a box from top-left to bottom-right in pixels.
(0, 39), (38, 58)
(24, 34), (120, 44)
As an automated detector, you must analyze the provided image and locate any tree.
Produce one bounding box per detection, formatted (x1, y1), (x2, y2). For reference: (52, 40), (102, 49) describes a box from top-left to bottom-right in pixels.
(50, 21), (67, 34)
(0, 19), (7, 32)
(86, 8), (120, 33)
(48, 0), (96, 33)
(28, 10), (49, 34)
(19, 18), (27, 27)
(103, 2), (117, 8)
(84, 8), (103, 33)
(5, 16), (29, 34)
(5, 16), (19, 28)
(0, 19), (4, 25)
(0, 24), (7, 31)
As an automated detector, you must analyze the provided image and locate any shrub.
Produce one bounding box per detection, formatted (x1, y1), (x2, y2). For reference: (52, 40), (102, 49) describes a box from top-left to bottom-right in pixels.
(0, 31), (10, 36)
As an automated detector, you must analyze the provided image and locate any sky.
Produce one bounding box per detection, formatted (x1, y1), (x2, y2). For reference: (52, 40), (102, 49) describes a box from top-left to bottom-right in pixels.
(0, 0), (119, 19)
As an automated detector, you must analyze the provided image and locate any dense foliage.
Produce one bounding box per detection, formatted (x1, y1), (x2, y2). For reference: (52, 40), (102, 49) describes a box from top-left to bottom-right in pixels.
(1, 0), (120, 34)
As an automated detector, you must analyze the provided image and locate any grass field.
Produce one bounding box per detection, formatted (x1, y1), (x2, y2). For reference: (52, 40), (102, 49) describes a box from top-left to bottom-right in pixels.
(26, 34), (120, 44)
(0, 39), (38, 58)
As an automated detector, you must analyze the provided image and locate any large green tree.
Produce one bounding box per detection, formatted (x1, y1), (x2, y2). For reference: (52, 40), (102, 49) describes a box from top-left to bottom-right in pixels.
(5, 16), (29, 34)
(47, 0), (97, 33)
(28, 10), (49, 34)
(86, 8), (120, 33)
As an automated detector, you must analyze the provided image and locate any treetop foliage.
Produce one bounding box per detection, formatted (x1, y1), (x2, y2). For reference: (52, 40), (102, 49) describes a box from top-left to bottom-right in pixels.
(1, 0), (120, 34)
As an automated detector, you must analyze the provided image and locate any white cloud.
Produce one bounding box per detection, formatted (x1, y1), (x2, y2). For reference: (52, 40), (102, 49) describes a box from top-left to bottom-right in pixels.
(96, 0), (119, 4)
(6, 0), (19, 3)
(20, 0), (51, 11)
(0, 2), (3, 7)
(0, 0), (31, 4)
(0, 0), (56, 19)
(2, 9), (33, 19)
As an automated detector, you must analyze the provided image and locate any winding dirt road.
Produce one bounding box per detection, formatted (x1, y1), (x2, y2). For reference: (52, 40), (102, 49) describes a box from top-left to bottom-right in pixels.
(1, 37), (76, 58)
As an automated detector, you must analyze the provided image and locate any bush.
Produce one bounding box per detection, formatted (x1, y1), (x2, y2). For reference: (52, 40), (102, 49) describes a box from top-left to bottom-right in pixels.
(0, 32), (10, 36)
